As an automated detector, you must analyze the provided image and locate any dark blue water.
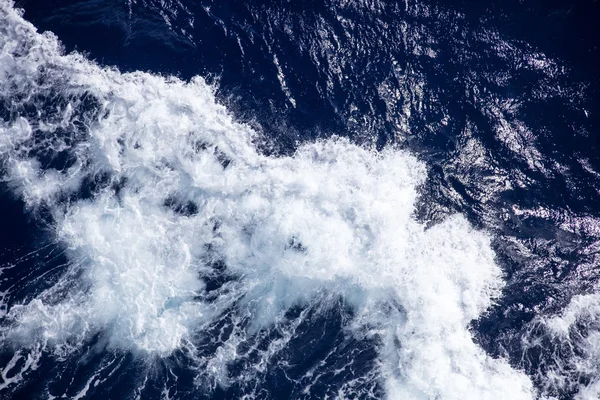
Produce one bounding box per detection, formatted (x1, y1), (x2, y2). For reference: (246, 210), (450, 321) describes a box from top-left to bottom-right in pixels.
(1, 0), (599, 399)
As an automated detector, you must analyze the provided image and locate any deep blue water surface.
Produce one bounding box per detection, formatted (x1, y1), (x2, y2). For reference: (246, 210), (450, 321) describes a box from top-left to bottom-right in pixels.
(1, 0), (600, 399)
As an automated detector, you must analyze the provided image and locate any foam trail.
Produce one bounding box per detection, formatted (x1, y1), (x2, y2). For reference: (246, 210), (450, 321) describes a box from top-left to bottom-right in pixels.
(0, 1), (534, 398)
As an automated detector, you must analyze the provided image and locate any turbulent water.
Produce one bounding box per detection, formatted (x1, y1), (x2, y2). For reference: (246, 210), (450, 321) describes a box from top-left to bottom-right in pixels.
(0, 0), (599, 399)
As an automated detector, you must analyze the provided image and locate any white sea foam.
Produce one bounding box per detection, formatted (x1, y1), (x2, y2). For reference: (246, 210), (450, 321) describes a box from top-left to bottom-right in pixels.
(0, 1), (536, 398)
(523, 291), (600, 400)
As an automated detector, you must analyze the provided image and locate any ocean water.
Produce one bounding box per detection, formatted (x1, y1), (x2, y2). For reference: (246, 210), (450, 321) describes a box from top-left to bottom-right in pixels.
(0, 0), (599, 399)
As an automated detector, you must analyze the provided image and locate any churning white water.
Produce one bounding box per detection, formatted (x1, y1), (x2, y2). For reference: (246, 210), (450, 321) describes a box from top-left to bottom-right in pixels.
(0, 1), (539, 398)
